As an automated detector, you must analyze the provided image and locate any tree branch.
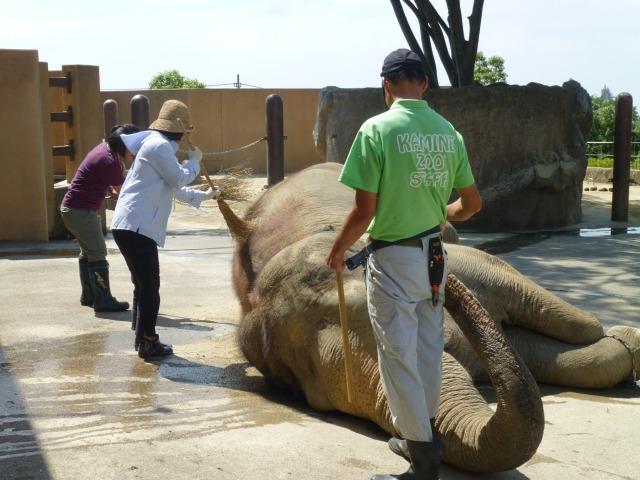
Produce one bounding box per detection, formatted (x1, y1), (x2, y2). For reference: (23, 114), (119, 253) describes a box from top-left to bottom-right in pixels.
(416, 0), (457, 85)
(419, 0), (450, 36)
(445, 0), (469, 86)
(467, 0), (484, 57)
(419, 24), (439, 87)
(390, 0), (433, 82)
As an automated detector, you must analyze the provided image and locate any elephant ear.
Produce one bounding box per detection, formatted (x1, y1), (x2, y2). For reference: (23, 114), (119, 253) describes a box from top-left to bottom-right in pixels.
(439, 273), (544, 473)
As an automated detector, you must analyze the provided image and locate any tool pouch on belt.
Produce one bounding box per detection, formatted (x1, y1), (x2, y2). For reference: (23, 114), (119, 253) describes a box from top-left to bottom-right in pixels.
(345, 225), (441, 271)
(428, 236), (445, 306)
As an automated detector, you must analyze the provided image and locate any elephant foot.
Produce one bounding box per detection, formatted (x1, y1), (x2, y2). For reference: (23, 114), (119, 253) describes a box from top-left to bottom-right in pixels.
(607, 326), (640, 381)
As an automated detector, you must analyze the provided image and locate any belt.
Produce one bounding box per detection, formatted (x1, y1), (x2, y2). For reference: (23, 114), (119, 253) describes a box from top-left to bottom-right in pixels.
(345, 225), (441, 271)
(395, 238), (423, 248)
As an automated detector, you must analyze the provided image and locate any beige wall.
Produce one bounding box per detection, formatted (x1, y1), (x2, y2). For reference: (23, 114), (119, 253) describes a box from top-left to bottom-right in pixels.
(0, 50), (49, 241)
(100, 88), (323, 174)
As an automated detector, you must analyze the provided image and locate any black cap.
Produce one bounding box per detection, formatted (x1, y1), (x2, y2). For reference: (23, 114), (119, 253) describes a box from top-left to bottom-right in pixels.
(380, 48), (425, 77)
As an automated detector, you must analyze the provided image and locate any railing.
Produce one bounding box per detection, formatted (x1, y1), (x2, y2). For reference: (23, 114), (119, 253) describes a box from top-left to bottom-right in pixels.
(585, 141), (640, 170)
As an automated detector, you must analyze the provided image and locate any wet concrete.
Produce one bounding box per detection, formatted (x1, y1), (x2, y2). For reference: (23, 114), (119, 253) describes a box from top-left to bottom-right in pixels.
(1, 180), (639, 479)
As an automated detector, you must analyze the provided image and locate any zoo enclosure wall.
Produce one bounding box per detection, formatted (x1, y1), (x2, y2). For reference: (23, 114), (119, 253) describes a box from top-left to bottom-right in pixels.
(98, 88), (324, 176)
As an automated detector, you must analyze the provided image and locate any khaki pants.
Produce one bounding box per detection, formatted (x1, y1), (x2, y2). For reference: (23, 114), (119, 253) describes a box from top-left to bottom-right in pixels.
(60, 206), (107, 262)
(366, 236), (447, 442)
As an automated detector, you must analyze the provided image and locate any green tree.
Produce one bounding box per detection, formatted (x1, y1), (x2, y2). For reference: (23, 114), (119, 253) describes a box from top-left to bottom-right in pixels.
(590, 96), (640, 142)
(148, 70), (205, 89)
(474, 51), (507, 85)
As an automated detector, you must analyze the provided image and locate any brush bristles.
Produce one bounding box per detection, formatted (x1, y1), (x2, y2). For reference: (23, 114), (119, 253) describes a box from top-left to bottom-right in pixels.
(192, 166), (254, 202)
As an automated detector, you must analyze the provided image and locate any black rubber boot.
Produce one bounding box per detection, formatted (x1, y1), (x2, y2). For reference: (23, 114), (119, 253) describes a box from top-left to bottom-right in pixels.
(78, 258), (93, 307)
(138, 335), (173, 359)
(387, 436), (443, 466)
(388, 437), (410, 462)
(372, 440), (441, 480)
(388, 419), (442, 462)
(87, 260), (129, 312)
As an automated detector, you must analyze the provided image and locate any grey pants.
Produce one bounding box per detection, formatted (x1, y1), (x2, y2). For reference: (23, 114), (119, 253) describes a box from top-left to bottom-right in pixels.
(60, 206), (107, 262)
(366, 236), (447, 442)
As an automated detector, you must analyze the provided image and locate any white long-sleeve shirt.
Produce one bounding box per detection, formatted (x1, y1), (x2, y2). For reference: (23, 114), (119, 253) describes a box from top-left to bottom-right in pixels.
(111, 131), (208, 247)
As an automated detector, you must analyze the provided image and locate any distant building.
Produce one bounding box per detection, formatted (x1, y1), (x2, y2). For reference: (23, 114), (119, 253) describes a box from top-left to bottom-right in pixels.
(600, 85), (614, 100)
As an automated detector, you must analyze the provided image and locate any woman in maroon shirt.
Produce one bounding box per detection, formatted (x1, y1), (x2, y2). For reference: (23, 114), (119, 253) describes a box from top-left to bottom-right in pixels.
(61, 124), (139, 312)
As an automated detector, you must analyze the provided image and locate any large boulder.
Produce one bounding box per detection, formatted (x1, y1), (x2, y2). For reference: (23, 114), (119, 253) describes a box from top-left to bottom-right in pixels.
(313, 81), (592, 231)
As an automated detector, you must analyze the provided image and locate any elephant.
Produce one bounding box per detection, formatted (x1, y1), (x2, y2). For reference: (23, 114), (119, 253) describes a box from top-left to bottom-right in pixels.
(216, 163), (640, 473)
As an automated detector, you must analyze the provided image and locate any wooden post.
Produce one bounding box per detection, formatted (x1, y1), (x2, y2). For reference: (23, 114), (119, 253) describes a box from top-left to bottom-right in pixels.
(103, 99), (119, 138)
(612, 93), (632, 222)
(266, 94), (284, 186)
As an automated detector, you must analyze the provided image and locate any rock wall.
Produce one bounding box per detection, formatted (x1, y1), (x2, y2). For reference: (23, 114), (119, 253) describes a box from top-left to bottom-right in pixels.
(586, 166), (640, 185)
(313, 81), (592, 231)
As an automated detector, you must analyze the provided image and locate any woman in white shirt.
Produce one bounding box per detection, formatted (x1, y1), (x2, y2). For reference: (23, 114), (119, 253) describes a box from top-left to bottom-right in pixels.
(111, 100), (216, 359)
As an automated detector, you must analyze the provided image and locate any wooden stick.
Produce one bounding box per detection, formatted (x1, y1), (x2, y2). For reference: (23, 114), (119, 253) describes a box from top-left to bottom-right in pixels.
(177, 117), (216, 191)
(336, 270), (355, 403)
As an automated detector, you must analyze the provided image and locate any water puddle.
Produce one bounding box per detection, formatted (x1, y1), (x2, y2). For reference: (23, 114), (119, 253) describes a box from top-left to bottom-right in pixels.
(474, 226), (640, 254)
(0, 330), (307, 462)
(578, 226), (640, 237)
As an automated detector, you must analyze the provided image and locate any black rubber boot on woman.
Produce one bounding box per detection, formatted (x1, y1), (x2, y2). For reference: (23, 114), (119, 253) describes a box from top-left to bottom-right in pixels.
(78, 258), (94, 307)
(87, 260), (129, 312)
(371, 440), (441, 480)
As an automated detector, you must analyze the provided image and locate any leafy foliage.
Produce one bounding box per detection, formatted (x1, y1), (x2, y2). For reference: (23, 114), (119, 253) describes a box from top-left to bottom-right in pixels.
(474, 51), (507, 85)
(148, 70), (205, 89)
(590, 96), (640, 142)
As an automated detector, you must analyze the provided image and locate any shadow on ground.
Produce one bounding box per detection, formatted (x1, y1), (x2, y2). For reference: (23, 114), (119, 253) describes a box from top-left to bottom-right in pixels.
(0, 346), (52, 479)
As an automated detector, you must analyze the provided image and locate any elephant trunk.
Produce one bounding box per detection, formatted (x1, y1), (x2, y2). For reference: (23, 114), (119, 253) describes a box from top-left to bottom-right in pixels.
(440, 274), (544, 472)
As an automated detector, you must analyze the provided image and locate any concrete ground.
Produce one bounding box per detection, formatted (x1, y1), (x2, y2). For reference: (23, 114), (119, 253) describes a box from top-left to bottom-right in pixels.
(1, 178), (639, 480)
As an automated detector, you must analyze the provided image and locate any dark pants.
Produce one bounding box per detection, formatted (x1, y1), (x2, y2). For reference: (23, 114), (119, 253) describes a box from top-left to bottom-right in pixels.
(112, 229), (160, 337)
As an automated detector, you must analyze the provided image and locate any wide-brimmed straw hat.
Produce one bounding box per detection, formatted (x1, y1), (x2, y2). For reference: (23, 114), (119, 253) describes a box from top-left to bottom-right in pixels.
(149, 100), (194, 133)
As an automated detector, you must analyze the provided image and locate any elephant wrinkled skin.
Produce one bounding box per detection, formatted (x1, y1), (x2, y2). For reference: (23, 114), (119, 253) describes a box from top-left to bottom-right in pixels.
(218, 163), (639, 473)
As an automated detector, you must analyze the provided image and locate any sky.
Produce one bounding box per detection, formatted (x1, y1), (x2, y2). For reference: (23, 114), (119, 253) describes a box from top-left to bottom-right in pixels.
(1, 0), (638, 101)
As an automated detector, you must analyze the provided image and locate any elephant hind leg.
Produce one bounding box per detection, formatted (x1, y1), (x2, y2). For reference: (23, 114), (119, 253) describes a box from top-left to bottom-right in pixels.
(504, 325), (637, 388)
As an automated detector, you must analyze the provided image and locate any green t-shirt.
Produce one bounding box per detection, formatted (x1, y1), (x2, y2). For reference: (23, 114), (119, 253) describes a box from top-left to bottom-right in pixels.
(339, 99), (475, 241)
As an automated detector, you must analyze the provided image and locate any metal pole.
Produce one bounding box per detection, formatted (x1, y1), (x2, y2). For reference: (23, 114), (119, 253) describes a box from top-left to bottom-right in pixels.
(612, 93), (632, 221)
(103, 99), (119, 138)
(266, 94), (284, 186)
(130, 94), (150, 130)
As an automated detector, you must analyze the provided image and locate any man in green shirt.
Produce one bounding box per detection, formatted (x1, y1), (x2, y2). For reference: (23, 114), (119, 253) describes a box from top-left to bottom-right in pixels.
(326, 49), (482, 480)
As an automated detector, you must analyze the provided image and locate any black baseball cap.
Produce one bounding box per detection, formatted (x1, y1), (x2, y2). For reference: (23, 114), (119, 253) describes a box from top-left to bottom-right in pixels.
(380, 48), (426, 77)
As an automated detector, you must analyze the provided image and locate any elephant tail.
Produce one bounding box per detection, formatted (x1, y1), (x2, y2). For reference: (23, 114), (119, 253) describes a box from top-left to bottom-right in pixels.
(439, 273), (544, 472)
